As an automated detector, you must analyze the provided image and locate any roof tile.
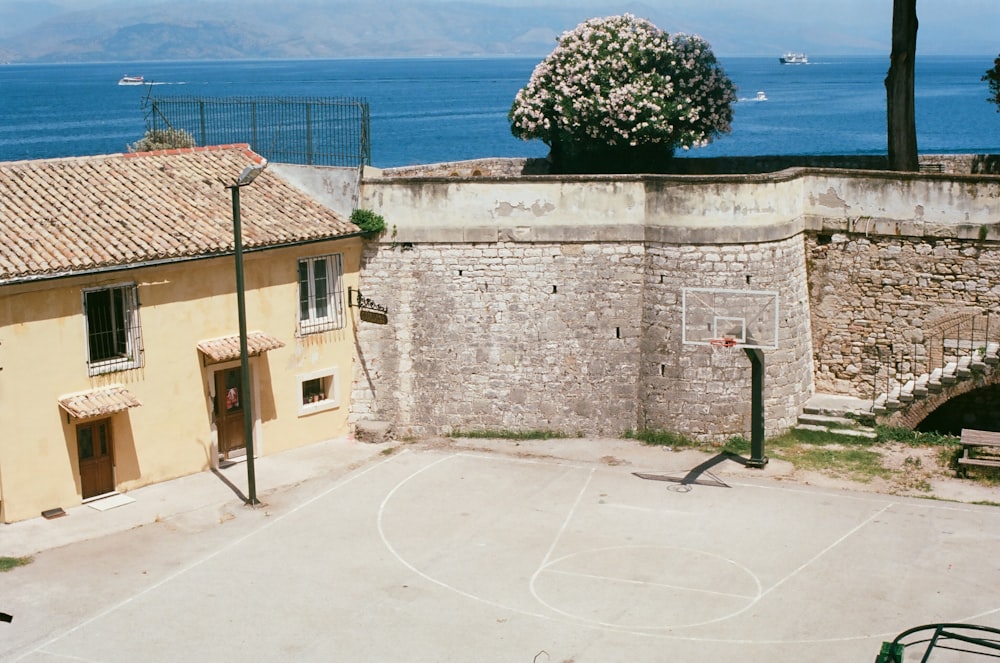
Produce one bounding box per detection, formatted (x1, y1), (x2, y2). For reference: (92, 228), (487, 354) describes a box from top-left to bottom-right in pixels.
(197, 331), (286, 363)
(58, 385), (142, 419)
(0, 145), (359, 283)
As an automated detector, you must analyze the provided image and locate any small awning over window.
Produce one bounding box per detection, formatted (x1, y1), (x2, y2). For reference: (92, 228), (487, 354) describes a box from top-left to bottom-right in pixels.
(59, 385), (142, 419)
(197, 331), (286, 364)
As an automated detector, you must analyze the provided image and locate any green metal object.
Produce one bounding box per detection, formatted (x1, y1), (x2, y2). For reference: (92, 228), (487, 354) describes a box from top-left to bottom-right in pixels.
(875, 640), (904, 663)
(230, 183), (258, 505)
(228, 166), (268, 506)
(878, 622), (1000, 661)
(744, 347), (768, 468)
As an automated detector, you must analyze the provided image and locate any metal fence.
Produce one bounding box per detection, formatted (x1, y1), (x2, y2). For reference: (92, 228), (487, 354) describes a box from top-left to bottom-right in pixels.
(148, 96), (370, 167)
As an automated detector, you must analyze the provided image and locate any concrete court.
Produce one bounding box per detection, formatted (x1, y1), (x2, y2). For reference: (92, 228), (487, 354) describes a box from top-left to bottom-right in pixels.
(3, 437), (1000, 662)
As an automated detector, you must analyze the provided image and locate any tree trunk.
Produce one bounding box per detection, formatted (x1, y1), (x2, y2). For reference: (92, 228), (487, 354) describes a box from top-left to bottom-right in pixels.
(885, 0), (918, 171)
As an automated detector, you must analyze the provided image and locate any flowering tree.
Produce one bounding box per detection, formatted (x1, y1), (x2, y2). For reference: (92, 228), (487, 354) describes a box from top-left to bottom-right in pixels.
(509, 14), (736, 174)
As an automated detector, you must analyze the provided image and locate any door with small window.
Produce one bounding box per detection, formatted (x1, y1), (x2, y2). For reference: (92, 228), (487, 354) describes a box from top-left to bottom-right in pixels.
(215, 367), (246, 458)
(77, 419), (115, 499)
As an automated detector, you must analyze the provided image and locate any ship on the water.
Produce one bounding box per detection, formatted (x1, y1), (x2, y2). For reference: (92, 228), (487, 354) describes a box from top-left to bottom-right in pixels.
(779, 52), (808, 64)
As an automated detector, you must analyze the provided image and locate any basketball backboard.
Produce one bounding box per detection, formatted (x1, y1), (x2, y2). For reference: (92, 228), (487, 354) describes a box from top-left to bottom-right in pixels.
(681, 287), (779, 350)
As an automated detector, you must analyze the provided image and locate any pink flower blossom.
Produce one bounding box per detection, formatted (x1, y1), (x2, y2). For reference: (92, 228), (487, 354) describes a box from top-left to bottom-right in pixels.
(508, 14), (736, 152)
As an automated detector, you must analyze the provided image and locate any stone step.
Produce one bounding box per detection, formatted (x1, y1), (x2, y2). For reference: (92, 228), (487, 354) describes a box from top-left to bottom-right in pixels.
(793, 423), (878, 440)
(354, 419), (393, 443)
(797, 413), (858, 427)
(927, 367), (944, 391)
(969, 347), (987, 369)
(867, 345), (1000, 419)
(986, 342), (999, 365)
(886, 385), (902, 409)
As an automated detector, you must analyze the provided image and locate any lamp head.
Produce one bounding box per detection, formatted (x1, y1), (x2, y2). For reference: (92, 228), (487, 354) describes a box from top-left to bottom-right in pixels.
(235, 159), (268, 187)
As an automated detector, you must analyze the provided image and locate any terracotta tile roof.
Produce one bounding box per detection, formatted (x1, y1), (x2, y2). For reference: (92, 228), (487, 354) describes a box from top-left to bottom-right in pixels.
(0, 145), (359, 283)
(197, 331), (286, 363)
(58, 385), (142, 419)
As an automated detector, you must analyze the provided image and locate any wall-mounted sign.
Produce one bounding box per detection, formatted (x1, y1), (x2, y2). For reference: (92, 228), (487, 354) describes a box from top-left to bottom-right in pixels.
(348, 287), (389, 325)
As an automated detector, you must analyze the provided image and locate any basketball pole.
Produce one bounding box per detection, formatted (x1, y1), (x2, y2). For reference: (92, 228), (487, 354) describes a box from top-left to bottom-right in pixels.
(744, 347), (768, 468)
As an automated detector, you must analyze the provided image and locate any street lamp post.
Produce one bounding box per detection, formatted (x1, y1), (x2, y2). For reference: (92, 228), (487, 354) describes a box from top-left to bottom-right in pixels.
(227, 160), (267, 505)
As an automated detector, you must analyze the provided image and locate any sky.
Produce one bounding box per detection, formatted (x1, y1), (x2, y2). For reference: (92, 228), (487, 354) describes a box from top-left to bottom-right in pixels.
(6, 0), (999, 56)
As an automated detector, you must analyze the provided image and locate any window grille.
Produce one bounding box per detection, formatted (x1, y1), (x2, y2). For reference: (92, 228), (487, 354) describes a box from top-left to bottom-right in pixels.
(298, 254), (345, 334)
(84, 285), (143, 375)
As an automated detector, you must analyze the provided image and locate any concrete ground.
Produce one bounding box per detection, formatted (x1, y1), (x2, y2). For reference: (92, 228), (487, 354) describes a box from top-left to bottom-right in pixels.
(2, 435), (1000, 662)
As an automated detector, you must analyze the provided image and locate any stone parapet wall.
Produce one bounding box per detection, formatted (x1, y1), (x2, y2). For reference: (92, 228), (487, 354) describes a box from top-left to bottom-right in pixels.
(340, 164), (1000, 437)
(378, 154), (1000, 178)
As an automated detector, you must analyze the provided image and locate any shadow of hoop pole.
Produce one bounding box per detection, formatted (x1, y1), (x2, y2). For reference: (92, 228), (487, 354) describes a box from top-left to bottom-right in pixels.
(634, 451), (748, 489)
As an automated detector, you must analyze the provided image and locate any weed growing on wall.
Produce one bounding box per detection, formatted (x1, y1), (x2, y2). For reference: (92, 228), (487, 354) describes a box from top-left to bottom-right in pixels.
(350, 208), (386, 236)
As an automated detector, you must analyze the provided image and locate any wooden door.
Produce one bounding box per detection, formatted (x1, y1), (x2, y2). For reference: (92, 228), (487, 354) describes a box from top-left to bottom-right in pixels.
(216, 367), (246, 458)
(78, 419), (114, 499)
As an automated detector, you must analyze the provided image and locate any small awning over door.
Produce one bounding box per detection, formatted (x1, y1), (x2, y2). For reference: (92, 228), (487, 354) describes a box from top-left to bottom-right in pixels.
(58, 385), (142, 419)
(197, 331), (285, 364)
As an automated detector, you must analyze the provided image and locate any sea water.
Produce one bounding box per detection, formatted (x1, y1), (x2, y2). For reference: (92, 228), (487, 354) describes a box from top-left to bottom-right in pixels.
(0, 56), (997, 167)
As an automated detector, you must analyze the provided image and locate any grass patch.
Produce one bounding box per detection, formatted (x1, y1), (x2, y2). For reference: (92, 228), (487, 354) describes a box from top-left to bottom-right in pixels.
(623, 429), (700, 449)
(772, 446), (890, 483)
(875, 426), (960, 447)
(721, 436), (751, 455)
(0, 556), (32, 572)
(779, 427), (876, 447)
(447, 429), (573, 440)
(622, 424), (1000, 493)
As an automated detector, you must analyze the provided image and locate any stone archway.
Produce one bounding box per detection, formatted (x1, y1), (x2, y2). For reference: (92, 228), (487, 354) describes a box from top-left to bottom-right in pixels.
(883, 369), (1000, 432)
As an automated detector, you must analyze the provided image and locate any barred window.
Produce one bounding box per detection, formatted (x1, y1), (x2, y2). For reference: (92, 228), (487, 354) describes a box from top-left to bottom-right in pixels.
(298, 254), (344, 334)
(84, 284), (143, 375)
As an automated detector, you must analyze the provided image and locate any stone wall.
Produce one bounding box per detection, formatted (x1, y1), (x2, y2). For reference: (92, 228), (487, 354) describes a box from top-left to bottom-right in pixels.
(352, 237), (812, 440)
(351, 172), (822, 440)
(806, 233), (1000, 396)
(335, 163), (1000, 438)
(640, 236), (814, 438)
(352, 240), (645, 437)
(379, 154), (1000, 178)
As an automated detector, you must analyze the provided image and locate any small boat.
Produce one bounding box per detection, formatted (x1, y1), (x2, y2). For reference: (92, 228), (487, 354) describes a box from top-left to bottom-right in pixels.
(118, 75), (145, 86)
(779, 52), (808, 65)
(755, 90), (768, 102)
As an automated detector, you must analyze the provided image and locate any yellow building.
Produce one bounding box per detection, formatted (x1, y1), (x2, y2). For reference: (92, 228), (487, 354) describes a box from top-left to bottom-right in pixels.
(0, 145), (363, 523)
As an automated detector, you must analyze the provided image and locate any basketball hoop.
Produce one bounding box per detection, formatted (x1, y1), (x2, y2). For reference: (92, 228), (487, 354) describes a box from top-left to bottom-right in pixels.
(709, 336), (741, 365)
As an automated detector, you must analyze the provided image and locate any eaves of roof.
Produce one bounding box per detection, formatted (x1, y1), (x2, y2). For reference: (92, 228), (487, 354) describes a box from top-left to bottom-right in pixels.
(0, 144), (360, 285)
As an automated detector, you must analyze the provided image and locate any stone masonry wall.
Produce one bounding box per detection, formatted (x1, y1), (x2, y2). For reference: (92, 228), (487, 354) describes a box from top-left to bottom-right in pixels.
(642, 236), (814, 439)
(351, 235), (814, 440)
(807, 233), (1000, 397)
(343, 165), (1000, 438)
(379, 154), (1000, 178)
(352, 240), (645, 437)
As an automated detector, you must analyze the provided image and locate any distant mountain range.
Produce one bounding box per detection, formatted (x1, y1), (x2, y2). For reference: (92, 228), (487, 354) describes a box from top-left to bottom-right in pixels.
(0, 1), (597, 62)
(0, 0), (994, 63)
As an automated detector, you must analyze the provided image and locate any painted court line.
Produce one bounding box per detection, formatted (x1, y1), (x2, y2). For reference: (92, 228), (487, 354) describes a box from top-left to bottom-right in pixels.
(377, 452), (567, 623)
(17, 451), (409, 663)
(545, 568), (757, 601)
